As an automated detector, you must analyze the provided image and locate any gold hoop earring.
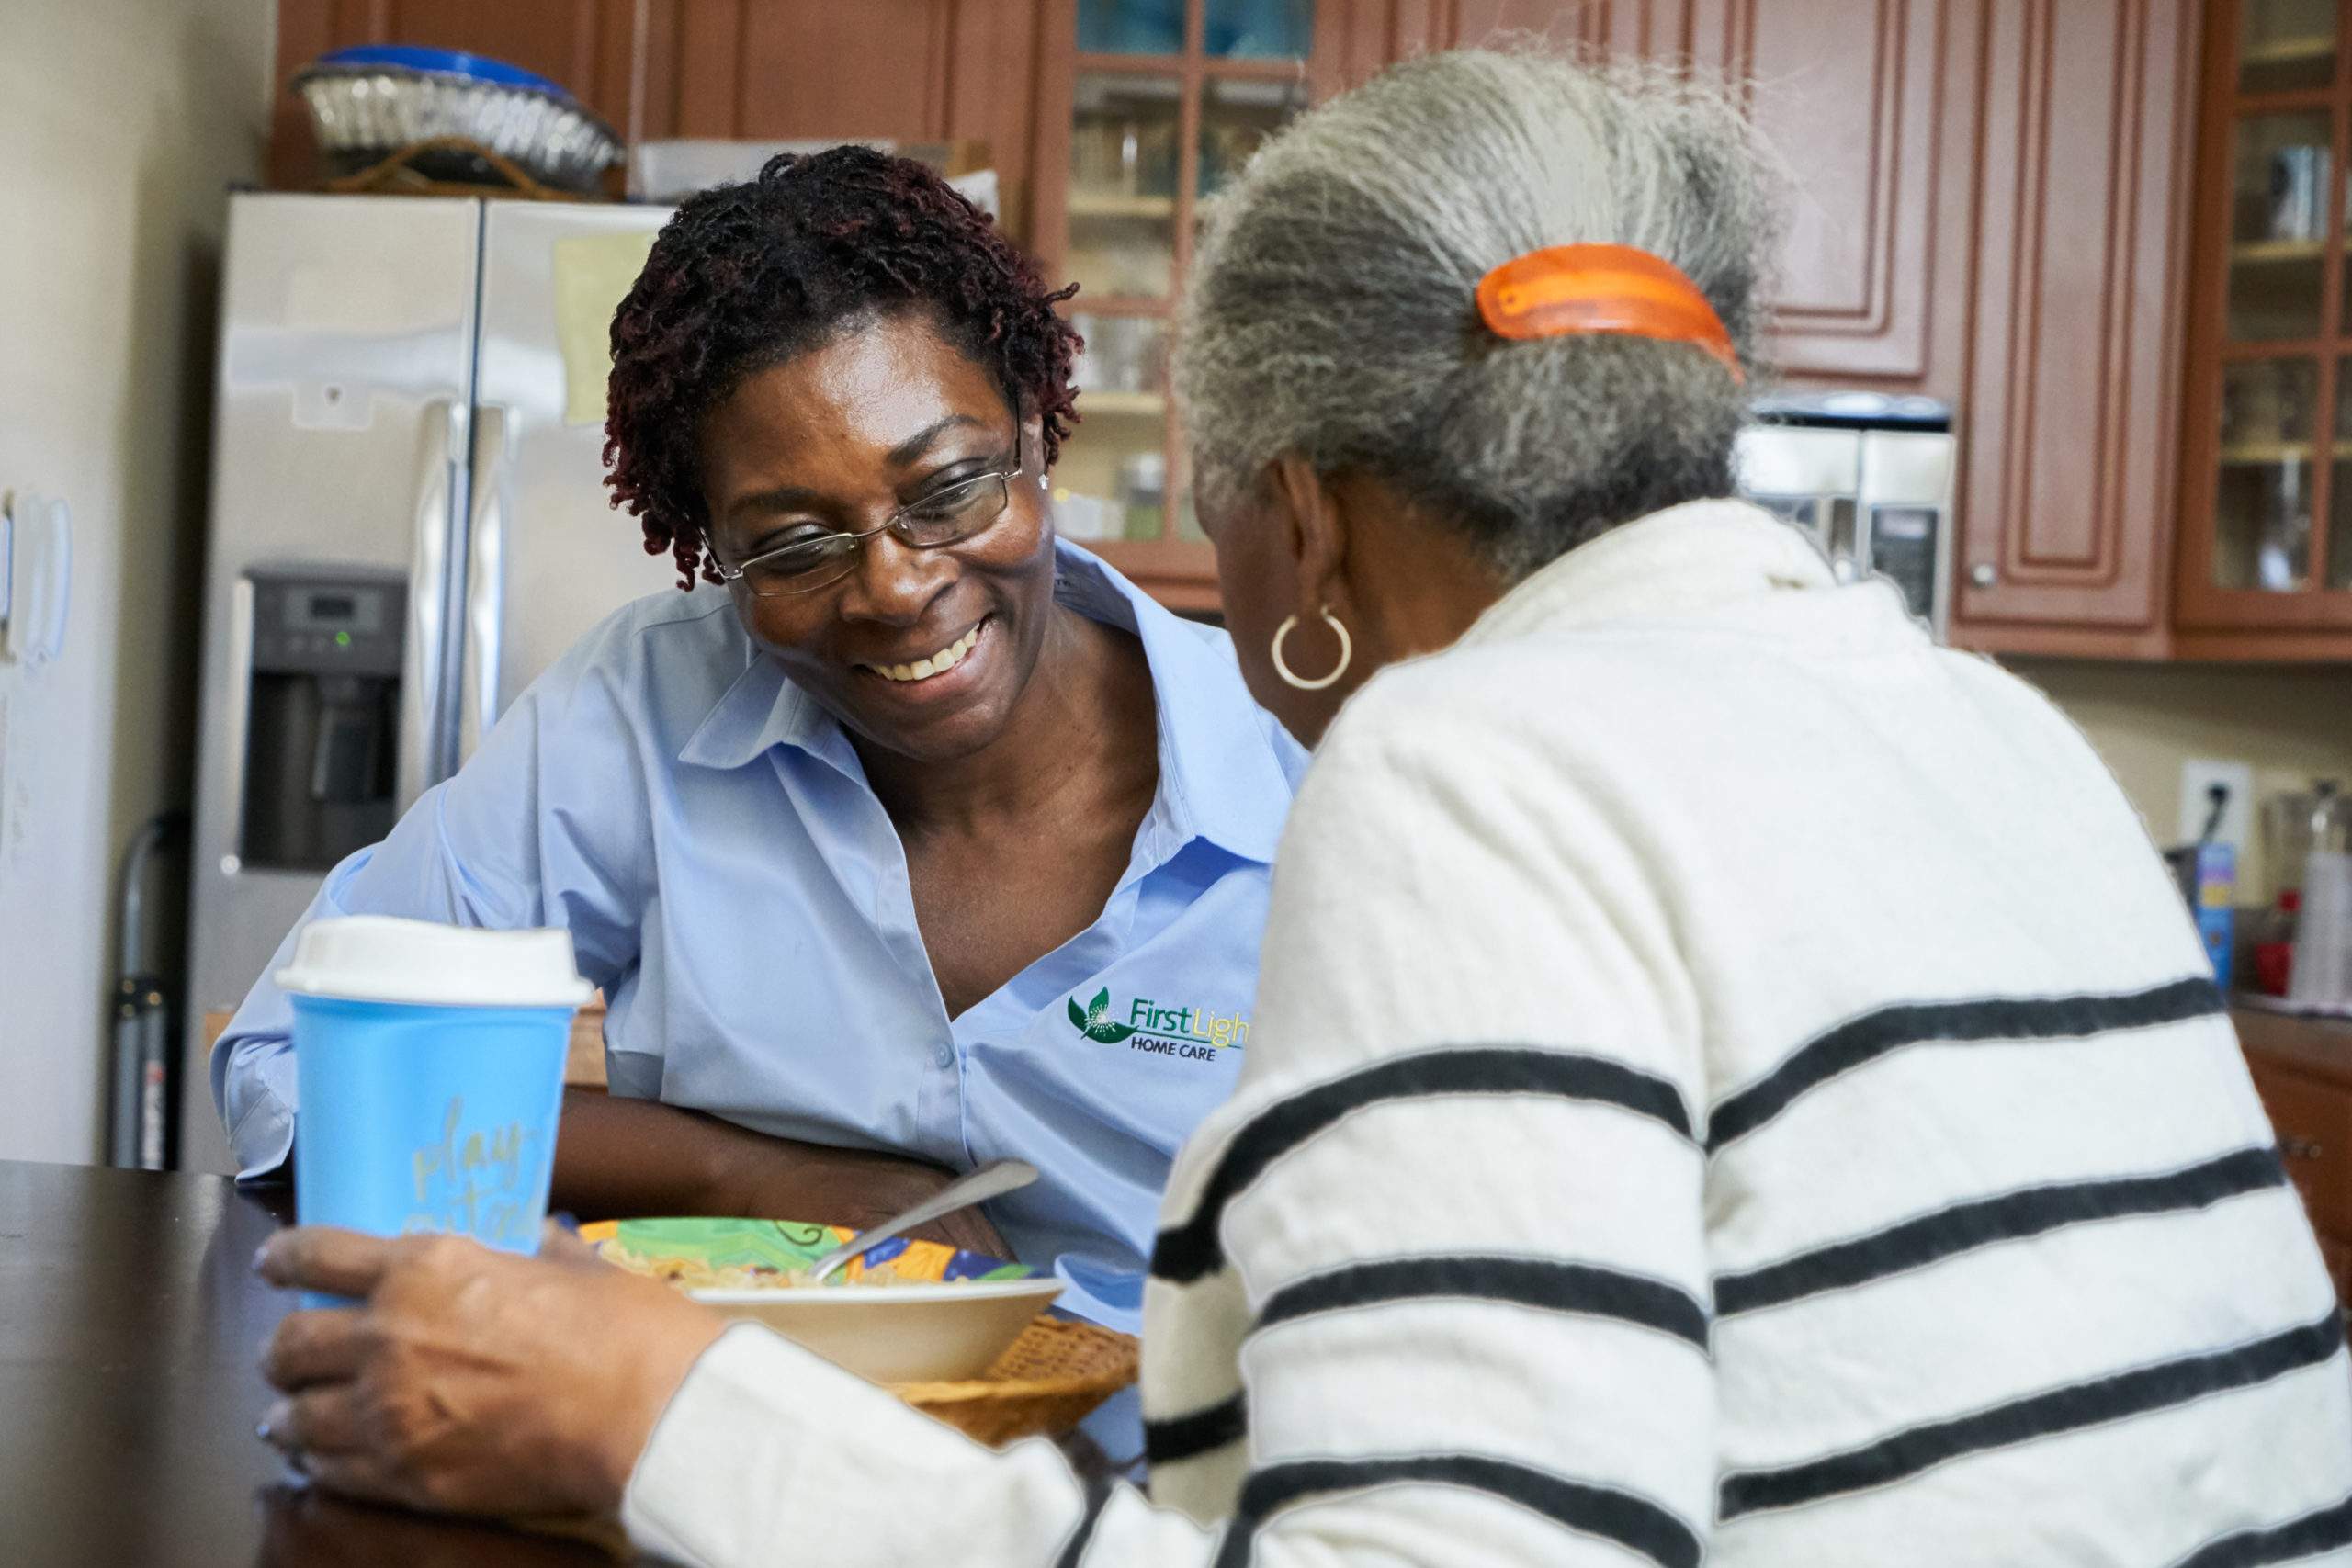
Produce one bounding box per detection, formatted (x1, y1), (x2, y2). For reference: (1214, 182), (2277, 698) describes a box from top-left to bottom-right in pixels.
(1272, 611), (1352, 692)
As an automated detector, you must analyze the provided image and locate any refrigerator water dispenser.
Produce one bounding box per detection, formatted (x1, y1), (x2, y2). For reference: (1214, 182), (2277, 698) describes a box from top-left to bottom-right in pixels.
(240, 569), (405, 873)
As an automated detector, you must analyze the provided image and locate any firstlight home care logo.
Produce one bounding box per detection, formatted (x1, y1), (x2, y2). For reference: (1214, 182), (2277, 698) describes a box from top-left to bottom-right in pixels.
(1067, 987), (1249, 1061)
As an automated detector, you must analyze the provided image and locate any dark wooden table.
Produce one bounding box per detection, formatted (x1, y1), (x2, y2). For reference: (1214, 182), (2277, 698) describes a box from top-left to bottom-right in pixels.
(0, 1159), (628, 1567)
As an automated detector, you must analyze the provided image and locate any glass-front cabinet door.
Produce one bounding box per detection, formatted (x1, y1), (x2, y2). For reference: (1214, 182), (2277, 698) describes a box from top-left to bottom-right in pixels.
(1041, 0), (1339, 610)
(2180, 0), (2352, 636)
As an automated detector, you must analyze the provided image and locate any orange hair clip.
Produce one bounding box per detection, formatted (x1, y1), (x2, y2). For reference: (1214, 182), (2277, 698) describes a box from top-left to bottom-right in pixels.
(1476, 243), (1743, 382)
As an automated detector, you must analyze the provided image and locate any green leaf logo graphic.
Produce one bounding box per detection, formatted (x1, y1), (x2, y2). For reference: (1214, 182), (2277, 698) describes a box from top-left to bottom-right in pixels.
(1069, 987), (1138, 1043)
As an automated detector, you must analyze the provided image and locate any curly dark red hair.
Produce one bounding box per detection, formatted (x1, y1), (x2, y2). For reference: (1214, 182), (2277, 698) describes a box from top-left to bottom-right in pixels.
(603, 146), (1081, 589)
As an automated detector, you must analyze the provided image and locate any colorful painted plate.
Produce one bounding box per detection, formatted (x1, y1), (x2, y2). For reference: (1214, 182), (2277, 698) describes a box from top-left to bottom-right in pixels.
(580, 1216), (1035, 1289)
(581, 1217), (1062, 1384)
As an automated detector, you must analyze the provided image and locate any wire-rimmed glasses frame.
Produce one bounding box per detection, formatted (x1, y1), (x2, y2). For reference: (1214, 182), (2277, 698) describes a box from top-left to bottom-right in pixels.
(711, 429), (1030, 598)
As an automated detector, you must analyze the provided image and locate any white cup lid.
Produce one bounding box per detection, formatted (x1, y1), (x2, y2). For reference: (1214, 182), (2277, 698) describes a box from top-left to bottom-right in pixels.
(276, 915), (594, 1009)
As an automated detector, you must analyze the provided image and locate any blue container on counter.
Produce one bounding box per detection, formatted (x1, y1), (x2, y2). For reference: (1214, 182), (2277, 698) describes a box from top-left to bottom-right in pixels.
(280, 916), (592, 1297)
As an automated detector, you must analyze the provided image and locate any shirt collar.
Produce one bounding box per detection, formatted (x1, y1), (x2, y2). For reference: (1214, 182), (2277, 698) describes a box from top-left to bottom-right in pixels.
(1459, 497), (1838, 648)
(676, 630), (854, 775)
(678, 541), (1293, 864)
(1052, 542), (1292, 865)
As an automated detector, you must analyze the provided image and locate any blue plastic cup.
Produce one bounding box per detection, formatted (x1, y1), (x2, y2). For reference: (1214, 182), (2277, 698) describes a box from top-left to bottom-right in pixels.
(279, 916), (592, 1294)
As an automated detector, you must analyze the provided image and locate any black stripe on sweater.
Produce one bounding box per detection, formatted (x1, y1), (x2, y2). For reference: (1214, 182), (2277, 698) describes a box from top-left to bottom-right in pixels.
(2167, 1493), (2352, 1568)
(1706, 977), (2223, 1154)
(1051, 1474), (1115, 1568)
(1152, 1048), (1694, 1286)
(1143, 1392), (1247, 1468)
(1713, 1145), (2289, 1317)
(1212, 1454), (1702, 1568)
(1260, 1255), (1712, 1350)
(1719, 1310), (2348, 1519)
(1147, 1255), (1711, 1468)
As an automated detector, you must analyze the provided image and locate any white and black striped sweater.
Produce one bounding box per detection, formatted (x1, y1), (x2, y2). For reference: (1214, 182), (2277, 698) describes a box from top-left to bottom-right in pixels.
(622, 501), (2352, 1568)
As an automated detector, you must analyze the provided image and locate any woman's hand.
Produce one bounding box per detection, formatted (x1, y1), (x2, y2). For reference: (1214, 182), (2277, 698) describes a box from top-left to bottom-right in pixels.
(551, 1091), (1014, 1258)
(255, 1224), (727, 1519)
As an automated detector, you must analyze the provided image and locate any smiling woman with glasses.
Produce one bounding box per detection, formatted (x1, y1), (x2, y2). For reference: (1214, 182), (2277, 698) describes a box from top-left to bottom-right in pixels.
(209, 145), (1306, 1456)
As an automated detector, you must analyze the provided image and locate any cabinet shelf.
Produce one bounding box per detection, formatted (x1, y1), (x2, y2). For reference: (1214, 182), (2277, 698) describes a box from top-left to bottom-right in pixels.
(2221, 442), (2315, 464)
(1076, 390), (1167, 417)
(1068, 191), (1178, 220)
(2232, 237), (2338, 265)
(2218, 442), (2352, 465)
(2243, 35), (2336, 69)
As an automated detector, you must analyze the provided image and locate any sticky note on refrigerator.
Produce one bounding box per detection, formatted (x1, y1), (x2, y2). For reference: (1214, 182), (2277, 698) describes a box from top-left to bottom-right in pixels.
(553, 231), (658, 426)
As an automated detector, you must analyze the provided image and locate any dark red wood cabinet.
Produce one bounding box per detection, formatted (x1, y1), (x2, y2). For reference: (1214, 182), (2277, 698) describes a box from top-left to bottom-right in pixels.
(1950, 0), (2204, 657)
(2238, 1010), (2352, 1319)
(262, 1), (2352, 656)
(2168, 0), (2352, 657)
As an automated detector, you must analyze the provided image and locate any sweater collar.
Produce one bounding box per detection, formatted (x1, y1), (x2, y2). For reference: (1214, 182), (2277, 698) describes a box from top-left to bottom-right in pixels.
(1460, 499), (1837, 649)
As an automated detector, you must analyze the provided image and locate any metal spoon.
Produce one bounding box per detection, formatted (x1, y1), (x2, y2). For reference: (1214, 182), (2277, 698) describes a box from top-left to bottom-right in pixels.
(808, 1158), (1039, 1284)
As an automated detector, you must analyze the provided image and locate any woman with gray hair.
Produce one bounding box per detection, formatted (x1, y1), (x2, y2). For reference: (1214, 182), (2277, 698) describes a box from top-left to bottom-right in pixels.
(254, 49), (2351, 1566)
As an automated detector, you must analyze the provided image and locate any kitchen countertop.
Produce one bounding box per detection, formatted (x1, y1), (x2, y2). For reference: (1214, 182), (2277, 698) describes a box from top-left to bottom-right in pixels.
(2234, 1005), (2352, 1088)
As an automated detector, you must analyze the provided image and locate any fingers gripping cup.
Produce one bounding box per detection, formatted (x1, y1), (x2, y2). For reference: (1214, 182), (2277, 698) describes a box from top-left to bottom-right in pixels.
(277, 917), (593, 1289)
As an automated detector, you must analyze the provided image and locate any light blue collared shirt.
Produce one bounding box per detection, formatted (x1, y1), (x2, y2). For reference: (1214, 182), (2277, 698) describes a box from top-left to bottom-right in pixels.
(215, 543), (1306, 1333)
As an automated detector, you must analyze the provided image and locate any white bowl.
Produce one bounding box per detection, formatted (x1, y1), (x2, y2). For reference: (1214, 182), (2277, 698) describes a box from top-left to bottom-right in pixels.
(688, 1276), (1066, 1384)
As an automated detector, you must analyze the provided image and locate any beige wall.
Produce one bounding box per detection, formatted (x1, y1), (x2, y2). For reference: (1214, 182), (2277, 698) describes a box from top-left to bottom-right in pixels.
(2005, 658), (2352, 902)
(0, 1), (273, 1163)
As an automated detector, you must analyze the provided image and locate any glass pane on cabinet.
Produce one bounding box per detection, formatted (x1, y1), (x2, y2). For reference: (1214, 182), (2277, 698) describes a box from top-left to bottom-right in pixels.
(2335, 357), (2352, 591)
(2213, 359), (2320, 591)
(1079, 0), (1182, 54)
(2226, 113), (2333, 342)
(2330, 466), (2352, 590)
(2240, 0), (2337, 94)
(1057, 313), (1170, 544)
(1068, 76), (1181, 299)
(1206, 0), (1313, 58)
(1199, 76), (1310, 202)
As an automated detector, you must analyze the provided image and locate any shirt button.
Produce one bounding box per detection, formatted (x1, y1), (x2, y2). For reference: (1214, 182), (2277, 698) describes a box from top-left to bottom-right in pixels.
(934, 1043), (956, 1069)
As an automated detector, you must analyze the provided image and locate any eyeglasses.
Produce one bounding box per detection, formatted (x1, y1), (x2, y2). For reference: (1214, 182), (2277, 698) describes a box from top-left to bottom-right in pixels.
(712, 436), (1027, 598)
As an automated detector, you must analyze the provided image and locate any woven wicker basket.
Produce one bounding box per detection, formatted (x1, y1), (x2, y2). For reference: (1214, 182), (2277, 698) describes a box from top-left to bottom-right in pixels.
(891, 1317), (1140, 1447)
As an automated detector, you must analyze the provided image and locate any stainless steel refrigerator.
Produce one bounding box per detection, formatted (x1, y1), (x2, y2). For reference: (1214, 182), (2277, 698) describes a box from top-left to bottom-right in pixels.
(182, 192), (672, 1174)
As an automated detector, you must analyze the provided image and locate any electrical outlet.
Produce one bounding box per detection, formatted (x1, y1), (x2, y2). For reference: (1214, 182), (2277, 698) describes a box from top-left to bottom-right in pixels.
(2178, 758), (2256, 849)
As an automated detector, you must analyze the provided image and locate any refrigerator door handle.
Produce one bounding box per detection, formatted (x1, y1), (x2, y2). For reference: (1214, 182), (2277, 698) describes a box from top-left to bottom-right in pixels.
(0, 490), (13, 651)
(215, 578), (257, 872)
(460, 403), (511, 763)
(400, 397), (462, 807)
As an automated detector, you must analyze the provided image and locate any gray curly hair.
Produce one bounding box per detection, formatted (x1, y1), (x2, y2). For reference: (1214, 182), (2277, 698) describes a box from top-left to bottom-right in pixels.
(1175, 49), (1780, 581)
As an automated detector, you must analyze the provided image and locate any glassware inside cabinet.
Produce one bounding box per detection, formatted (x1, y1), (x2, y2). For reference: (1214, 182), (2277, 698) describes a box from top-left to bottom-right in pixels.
(1079, 0), (1183, 54)
(1068, 74), (1182, 299)
(1199, 76), (1310, 205)
(1204, 0), (1313, 59)
(2239, 0), (2337, 94)
(1056, 313), (1170, 544)
(2226, 112), (2334, 344)
(2334, 356), (2352, 591)
(2213, 358), (2320, 592)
